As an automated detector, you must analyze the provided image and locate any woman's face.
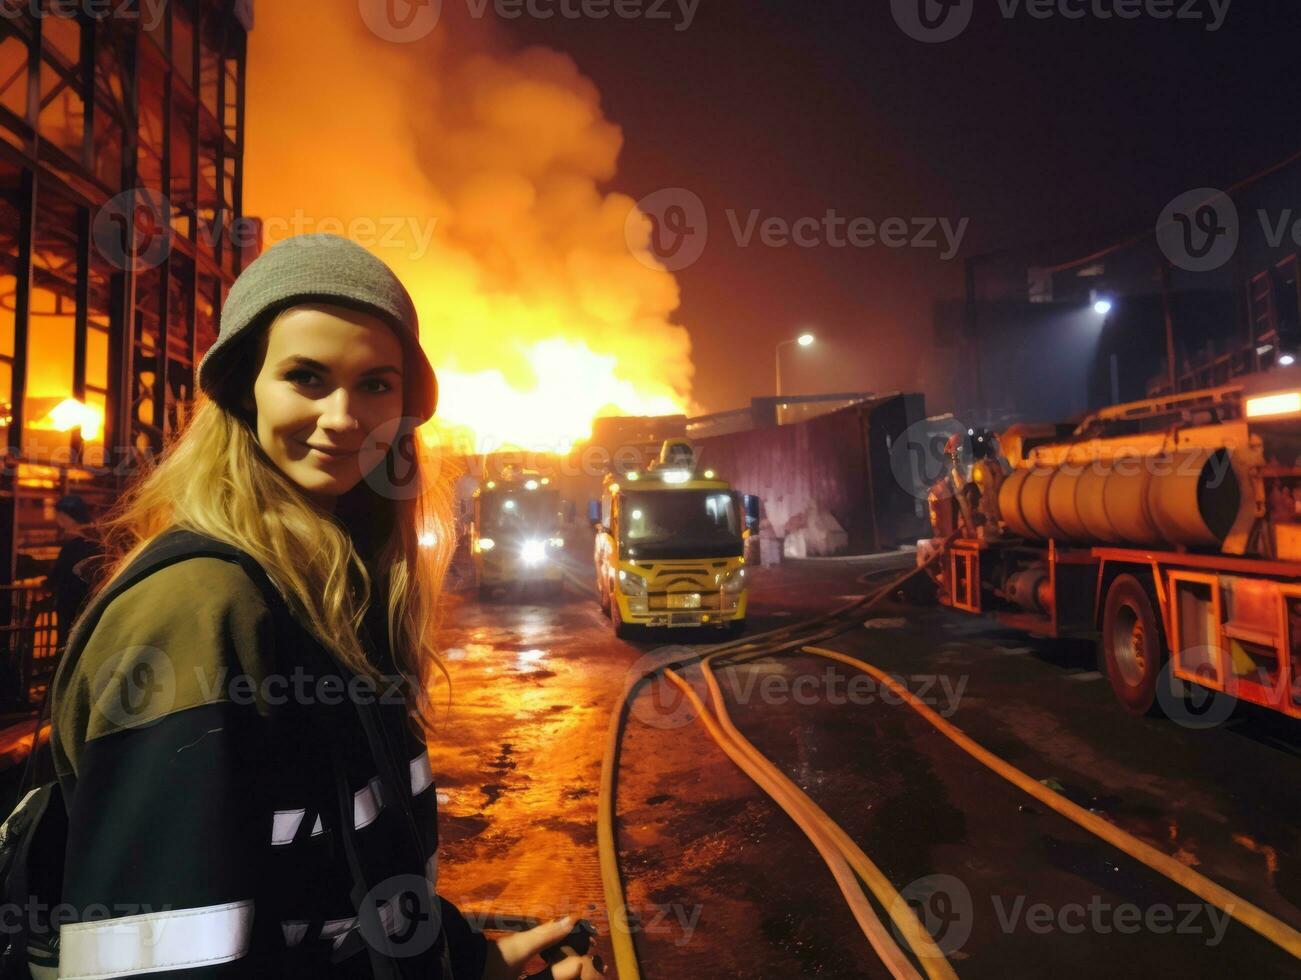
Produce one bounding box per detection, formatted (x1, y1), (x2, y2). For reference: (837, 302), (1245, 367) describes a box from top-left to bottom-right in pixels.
(249, 303), (406, 512)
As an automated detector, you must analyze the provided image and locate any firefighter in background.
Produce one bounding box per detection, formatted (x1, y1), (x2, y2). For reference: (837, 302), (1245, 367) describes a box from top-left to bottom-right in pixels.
(969, 429), (1007, 532)
(927, 428), (1006, 540)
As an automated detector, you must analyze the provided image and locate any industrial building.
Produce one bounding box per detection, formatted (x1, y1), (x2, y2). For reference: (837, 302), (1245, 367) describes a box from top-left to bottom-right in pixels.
(0, 0), (254, 702)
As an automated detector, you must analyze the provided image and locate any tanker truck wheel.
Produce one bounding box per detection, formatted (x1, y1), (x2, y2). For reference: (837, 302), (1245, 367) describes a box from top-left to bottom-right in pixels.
(1102, 574), (1167, 717)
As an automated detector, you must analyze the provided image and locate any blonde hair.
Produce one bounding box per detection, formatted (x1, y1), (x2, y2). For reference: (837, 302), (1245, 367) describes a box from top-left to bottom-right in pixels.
(89, 388), (460, 740)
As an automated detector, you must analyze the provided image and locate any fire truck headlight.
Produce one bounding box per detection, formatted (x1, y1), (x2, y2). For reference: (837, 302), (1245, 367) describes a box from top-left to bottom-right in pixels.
(618, 569), (649, 596)
(478, 538), (495, 552)
(521, 539), (547, 565)
(548, 537), (565, 549)
(721, 568), (747, 595)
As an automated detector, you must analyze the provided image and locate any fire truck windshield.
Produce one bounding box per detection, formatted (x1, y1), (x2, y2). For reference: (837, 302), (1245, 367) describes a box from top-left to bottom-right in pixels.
(480, 489), (562, 533)
(620, 490), (743, 559)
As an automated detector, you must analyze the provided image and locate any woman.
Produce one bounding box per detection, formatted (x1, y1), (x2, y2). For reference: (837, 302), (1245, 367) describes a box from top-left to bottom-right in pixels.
(48, 234), (603, 980)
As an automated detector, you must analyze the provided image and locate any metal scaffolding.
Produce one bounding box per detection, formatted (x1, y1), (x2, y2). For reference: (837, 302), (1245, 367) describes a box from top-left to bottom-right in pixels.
(0, 0), (253, 700)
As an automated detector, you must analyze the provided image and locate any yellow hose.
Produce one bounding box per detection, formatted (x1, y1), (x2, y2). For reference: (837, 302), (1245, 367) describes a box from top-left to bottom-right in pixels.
(693, 658), (958, 979)
(596, 546), (950, 980)
(662, 668), (925, 980)
(795, 644), (1301, 961)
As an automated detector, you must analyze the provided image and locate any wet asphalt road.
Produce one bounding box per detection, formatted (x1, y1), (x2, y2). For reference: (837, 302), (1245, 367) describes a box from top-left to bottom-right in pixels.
(429, 553), (1301, 979)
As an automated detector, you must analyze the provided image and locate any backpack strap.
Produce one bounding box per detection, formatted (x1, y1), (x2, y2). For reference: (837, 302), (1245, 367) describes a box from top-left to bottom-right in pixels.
(48, 529), (280, 796)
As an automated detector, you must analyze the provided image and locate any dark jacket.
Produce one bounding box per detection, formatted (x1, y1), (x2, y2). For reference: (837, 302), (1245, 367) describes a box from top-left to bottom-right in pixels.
(42, 535), (103, 650)
(48, 528), (487, 979)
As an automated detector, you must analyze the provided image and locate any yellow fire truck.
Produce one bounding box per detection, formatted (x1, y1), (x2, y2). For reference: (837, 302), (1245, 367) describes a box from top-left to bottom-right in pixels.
(471, 470), (569, 601)
(591, 440), (758, 639)
(921, 372), (1301, 721)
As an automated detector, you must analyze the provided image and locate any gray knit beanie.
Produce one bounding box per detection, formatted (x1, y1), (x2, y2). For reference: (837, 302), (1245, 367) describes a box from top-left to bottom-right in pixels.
(198, 233), (438, 422)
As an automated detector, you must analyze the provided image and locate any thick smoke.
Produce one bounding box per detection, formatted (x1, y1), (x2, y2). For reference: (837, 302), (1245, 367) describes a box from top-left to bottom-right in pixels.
(244, 1), (694, 451)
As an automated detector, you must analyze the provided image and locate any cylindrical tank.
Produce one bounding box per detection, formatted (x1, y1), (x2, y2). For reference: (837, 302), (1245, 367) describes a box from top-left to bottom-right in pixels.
(1045, 466), (1090, 542)
(998, 448), (1242, 549)
(1018, 467), (1067, 540)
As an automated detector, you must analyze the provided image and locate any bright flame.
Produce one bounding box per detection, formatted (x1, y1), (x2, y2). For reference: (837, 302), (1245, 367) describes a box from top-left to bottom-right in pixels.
(434, 339), (686, 453)
(32, 398), (102, 441)
(246, 8), (694, 455)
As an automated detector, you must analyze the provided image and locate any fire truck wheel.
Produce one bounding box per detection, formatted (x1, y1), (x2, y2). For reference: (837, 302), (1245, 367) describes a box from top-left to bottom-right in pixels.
(612, 595), (633, 640)
(1102, 574), (1167, 716)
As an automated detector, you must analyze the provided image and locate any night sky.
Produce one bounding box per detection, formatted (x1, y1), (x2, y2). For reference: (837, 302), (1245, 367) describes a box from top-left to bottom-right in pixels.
(504, 0), (1299, 415)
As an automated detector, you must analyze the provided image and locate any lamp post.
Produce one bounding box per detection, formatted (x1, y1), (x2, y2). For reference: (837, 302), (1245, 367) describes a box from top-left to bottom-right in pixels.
(775, 332), (815, 425)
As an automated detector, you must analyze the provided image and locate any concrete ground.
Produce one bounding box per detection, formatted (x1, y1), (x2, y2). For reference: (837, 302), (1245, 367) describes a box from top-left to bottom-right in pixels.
(431, 550), (1301, 978)
(5, 547), (1296, 978)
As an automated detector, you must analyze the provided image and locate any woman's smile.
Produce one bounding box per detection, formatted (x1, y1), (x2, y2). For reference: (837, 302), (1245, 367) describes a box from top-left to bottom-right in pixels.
(300, 440), (359, 463)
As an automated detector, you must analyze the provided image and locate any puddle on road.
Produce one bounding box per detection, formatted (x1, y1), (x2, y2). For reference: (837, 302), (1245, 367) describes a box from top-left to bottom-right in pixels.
(429, 603), (624, 940)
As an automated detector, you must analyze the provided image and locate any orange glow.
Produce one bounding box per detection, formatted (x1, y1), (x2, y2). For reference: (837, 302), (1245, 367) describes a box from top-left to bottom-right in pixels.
(29, 398), (103, 441)
(245, 5), (694, 454)
(1246, 391), (1301, 419)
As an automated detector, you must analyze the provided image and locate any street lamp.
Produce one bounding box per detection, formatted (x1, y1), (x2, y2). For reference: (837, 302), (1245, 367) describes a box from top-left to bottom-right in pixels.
(776, 333), (816, 424)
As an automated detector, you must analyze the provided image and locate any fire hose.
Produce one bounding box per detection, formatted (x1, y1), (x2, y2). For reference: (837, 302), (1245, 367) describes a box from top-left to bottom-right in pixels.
(599, 538), (1301, 977)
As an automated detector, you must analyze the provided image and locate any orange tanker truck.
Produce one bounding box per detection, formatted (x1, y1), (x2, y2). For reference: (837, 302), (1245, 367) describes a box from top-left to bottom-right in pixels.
(920, 371), (1301, 720)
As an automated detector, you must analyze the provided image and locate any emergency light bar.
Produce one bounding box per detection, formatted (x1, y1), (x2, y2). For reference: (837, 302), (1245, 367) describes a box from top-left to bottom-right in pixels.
(1246, 391), (1301, 419)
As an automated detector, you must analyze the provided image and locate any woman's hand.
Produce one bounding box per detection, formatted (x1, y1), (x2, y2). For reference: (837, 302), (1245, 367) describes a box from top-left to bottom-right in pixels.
(481, 916), (606, 980)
